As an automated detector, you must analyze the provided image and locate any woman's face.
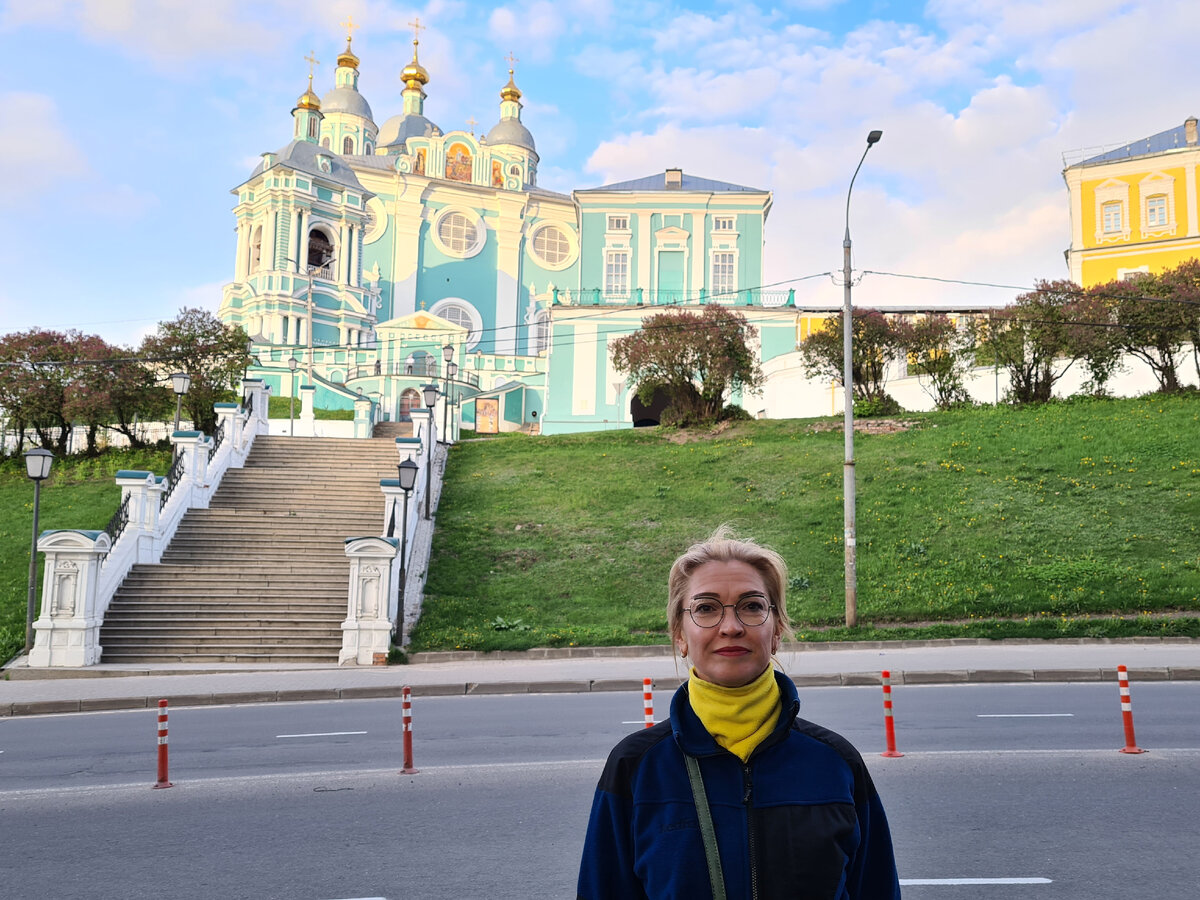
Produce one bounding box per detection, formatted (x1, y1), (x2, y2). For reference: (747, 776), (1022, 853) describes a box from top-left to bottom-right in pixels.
(678, 559), (778, 687)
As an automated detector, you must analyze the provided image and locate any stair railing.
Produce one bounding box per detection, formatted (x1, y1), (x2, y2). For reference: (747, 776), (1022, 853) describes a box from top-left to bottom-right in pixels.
(27, 379), (272, 667)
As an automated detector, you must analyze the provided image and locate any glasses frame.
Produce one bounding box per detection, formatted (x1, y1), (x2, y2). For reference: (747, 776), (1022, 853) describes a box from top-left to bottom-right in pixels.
(684, 599), (777, 629)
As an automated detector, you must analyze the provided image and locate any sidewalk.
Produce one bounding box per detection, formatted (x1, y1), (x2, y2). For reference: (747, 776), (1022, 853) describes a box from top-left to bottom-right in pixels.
(4, 638), (1198, 717)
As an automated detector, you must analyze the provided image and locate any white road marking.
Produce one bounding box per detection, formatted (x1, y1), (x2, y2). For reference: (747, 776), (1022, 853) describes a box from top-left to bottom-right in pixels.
(621, 720), (654, 725)
(977, 714), (1074, 718)
(276, 731), (368, 739)
(901, 878), (1052, 885)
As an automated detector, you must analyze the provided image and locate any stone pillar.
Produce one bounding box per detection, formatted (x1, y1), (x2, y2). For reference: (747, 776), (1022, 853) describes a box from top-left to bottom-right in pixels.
(340, 536), (399, 665)
(242, 378), (270, 435)
(395, 436), (421, 464)
(353, 396), (373, 439)
(28, 530), (112, 667)
(167, 432), (212, 510)
(299, 385), (317, 436)
(113, 470), (164, 563)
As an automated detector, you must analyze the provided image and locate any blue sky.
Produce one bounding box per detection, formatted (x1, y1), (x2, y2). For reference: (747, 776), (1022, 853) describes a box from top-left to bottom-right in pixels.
(2, 0), (1197, 346)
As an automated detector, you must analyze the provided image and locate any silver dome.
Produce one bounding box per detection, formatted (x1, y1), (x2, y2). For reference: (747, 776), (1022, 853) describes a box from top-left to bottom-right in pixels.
(321, 87), (374, 121)
(485, 118), (536, 152)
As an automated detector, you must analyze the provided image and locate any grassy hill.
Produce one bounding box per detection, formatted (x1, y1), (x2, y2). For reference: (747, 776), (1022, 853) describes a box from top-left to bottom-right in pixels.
(4, 396), (1199, 664)
(410, 395), (1200, 652)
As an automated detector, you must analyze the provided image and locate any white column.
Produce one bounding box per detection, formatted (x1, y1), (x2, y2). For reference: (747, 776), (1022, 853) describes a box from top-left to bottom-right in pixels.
(28, 530), (113, 667)
(340, 536), (399, 665)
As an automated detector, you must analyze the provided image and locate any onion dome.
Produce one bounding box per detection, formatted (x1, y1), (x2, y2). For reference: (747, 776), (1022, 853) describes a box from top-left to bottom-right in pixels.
(296, 73), (321, 111)
(337, 38), (359, 70)
(401, 39), (429, 90)
(500, 72), (521, 102)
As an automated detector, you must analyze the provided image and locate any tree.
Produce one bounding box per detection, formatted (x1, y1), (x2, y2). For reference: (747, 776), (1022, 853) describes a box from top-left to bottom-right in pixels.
(140, 308), (250, 436)
(1069, 286), (1124, 396)
(978, 280), (1082, 404)
(798, 309), (903, 404)
(894, 314), (974, 409)
(609, 305), (763, 424)
(1151, 259), (1200, 385)
(1099, 273), (1191, 393)
(0, 329), (75, 453)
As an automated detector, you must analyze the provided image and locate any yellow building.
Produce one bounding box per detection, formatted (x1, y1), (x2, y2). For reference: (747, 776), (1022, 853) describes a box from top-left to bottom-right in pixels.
(1064, 117), (1200, 286)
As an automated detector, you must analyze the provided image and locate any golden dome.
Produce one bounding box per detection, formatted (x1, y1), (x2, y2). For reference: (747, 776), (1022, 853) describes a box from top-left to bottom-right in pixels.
(337, 38), (359, 69)
(500, 70), (521, 102)
(401, 39), (429, 89)
(296, 73), (321, 110)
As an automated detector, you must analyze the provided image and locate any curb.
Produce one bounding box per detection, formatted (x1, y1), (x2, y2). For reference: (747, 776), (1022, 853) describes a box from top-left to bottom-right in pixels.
(4, 666), (1198, 718)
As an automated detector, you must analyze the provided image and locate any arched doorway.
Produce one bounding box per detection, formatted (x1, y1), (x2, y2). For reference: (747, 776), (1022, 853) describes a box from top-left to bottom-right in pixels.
(630, 387), (672, 427)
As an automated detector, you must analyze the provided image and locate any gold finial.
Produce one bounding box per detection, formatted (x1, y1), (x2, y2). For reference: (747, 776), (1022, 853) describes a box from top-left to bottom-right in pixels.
(466, 116), (477, 135)
(338, 16), (361, 68)
(500, 53), (521, 103)
(401, 17), (429, 88)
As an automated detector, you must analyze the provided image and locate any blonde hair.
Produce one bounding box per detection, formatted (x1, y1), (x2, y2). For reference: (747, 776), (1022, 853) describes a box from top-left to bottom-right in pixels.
(667, 525), (794, 645)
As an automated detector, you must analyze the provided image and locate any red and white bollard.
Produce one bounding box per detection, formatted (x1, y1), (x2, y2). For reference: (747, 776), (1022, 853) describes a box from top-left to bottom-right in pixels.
(154, 699), (173, 789)
(643, 678), (655, 728)
(400, 685), (420, 774)
(1117, 665), (1146, 754)
(880, 671), (903, 758)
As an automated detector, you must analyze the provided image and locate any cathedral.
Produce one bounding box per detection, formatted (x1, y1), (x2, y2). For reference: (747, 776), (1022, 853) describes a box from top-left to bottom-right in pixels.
(219, 23), (792, 435)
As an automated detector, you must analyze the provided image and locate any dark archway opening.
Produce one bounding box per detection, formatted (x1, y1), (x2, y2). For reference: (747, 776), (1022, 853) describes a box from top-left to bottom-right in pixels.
(630, 387), (671, 427)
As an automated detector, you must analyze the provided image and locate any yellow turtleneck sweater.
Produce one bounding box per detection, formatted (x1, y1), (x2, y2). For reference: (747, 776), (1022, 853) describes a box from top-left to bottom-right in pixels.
(687, 665), (782, 761)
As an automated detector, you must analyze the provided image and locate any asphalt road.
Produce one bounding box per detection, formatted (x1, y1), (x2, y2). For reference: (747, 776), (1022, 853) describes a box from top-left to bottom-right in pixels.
(2, 683), (1198, 899)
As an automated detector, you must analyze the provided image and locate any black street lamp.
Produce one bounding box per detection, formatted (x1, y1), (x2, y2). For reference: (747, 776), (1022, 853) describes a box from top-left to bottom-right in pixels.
(23, 448), (53, 653)
(395, 457), (419, 638)
(841, 128), (883, 629)
(422, 382), (438, 519)
(444, 360), (458, 443)
(288, 356), (299, 436)
(441, 344), (455, 445)
(170, 371), (191, 434)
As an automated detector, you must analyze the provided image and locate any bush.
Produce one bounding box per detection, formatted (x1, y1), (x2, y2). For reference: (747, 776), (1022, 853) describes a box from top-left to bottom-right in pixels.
(853, 393), (902, 417)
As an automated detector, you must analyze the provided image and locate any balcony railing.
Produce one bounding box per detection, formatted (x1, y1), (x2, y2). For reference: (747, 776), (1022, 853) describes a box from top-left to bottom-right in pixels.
(551, 288), (795, 308)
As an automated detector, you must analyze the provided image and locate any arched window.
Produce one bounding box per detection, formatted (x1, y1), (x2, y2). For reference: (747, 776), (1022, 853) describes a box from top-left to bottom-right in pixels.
(307, 227), (336, 274)
(430, 298), (483, 350)
(365, 140), (374, 155)
(318, 130), (328, 144)
(406, 351), (436, 377)
(249, 225), (263, 272)
(343, 136), (354, 155)
(531, 309), (550, 356)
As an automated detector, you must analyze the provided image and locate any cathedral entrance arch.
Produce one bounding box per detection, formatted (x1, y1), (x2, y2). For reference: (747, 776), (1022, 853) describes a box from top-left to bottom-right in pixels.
(630, 387), (671, 427)
(399, 388), (422, 417)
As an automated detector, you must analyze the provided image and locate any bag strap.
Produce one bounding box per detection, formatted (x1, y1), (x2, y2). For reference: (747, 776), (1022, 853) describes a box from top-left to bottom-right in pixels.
(684, 754), (727, 900)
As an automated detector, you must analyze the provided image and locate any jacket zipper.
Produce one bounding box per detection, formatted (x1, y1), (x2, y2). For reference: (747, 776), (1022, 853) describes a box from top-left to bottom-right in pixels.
(743, 763), (758, 900)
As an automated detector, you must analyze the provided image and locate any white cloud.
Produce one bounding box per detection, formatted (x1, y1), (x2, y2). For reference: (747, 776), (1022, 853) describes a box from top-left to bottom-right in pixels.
(488, 1), (566, 61)
(0, 92), (88, 205)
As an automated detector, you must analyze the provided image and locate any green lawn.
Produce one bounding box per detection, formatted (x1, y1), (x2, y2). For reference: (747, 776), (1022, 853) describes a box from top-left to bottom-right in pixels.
(409, 395), (1200, 651)
(4, 396), (1199, 664)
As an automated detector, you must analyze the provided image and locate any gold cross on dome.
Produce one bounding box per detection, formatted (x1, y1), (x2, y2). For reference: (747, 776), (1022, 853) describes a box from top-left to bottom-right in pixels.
(505, 51), (519, 73)
(408, 16), (425, 44)
(341, 15), (359, 42)
(304, 50), (320, 79)
(466, 116), (477, 134)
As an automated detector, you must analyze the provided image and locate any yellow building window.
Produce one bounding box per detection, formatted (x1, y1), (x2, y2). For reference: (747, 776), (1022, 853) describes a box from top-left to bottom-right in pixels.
(1145, 195), (1168, 228)
(1102, 202), (1123, 234)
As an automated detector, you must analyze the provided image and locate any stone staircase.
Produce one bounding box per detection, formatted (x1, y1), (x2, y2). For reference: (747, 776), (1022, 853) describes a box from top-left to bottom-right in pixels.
(99, 434), (406, 663)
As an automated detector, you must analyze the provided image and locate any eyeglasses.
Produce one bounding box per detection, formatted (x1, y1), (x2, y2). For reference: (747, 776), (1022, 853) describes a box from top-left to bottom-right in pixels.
(684, 597), (776, 628)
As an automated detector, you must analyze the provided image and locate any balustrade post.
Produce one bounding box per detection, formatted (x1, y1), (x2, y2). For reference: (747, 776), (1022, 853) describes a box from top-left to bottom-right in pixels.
(28, 530), (112, 667)
(353, 396), (373, 439)
(299, 385), (317, 436)
(340, 536), (399, 665)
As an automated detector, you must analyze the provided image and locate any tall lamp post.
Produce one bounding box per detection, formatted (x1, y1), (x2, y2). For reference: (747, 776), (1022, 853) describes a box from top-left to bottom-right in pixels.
(287, 356), (299, 436)
(422, 382), (438, 519)
(170, 371), (191, 434)
(841, 128), (883, 629)
(395, 457), (419, 639)
(23, 448), (53, 653)
(441, 344), (454, 444)
(444, 361), (458, 442)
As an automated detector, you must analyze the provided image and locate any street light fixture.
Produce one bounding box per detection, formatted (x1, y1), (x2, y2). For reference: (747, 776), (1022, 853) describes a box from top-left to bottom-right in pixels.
(287, 356), (299, 436)
(422, 382), (438, 519)
(395, 457), (419, 640)
(841, 128), (882, 629)
(23, 448), (53, 653)
(170, 371), (191, 434)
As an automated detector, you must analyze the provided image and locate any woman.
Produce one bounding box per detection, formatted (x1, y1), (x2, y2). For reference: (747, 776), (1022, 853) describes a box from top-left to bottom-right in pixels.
(578, 529), (901, 899)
